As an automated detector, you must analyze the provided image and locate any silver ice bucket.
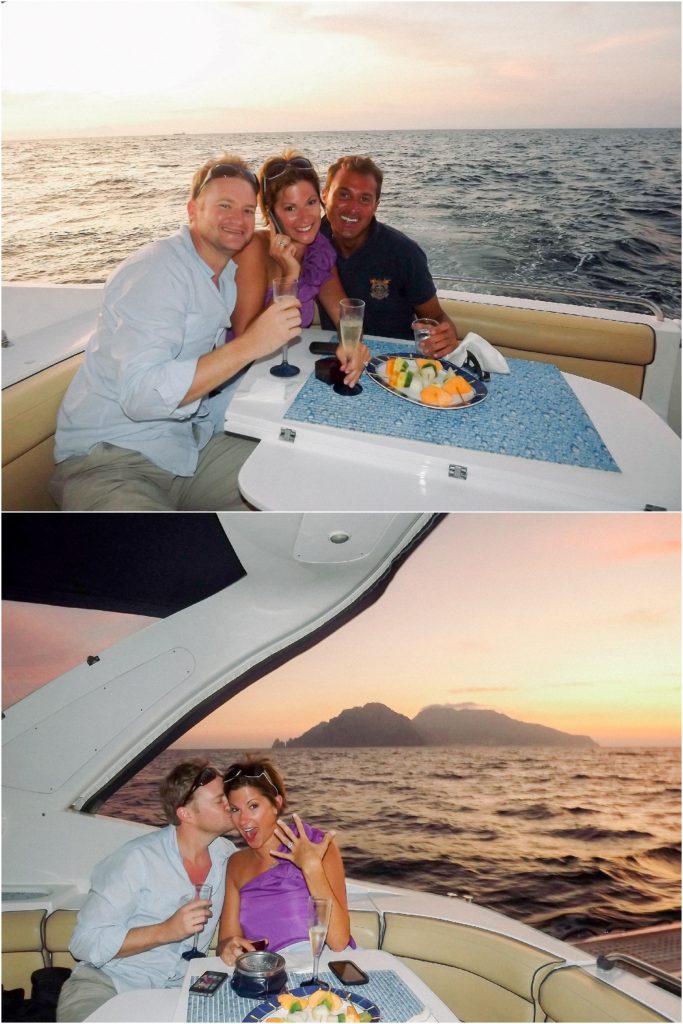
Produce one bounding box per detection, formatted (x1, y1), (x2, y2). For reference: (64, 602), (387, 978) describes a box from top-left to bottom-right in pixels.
(231, 950), (287, 998)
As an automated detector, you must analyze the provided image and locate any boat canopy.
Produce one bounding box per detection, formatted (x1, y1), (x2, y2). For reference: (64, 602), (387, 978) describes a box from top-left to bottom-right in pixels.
(2, 513), (246, 617)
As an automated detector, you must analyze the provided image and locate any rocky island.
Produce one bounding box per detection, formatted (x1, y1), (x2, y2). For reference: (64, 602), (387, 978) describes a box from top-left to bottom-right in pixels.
(279, 702), (597, 748)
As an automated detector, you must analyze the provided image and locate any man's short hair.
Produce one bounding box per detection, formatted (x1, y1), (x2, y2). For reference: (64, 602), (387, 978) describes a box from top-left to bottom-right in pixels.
(190, 154), (257, 201)
(160, 758), (214, 825)
(325, 155), (383, 201)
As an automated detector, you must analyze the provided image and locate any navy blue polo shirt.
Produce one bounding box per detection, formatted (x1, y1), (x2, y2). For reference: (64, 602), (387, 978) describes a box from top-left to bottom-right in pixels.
(319, 218), (436, 340)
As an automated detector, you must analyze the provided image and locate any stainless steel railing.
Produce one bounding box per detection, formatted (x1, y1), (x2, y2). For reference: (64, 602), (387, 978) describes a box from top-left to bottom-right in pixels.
(597, 952), (682, 996)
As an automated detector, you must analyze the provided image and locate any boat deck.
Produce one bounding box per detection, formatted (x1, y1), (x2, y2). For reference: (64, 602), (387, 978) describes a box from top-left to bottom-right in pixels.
(575, 922), (681, 977)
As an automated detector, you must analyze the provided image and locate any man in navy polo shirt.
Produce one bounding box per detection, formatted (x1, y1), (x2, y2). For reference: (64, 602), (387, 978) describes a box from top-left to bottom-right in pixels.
(319, 155), (458, 354)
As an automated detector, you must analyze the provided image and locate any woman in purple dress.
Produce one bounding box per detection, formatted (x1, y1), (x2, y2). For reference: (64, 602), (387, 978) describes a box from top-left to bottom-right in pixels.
(232, 151), (369, 387)
(217, 756), (352, 963)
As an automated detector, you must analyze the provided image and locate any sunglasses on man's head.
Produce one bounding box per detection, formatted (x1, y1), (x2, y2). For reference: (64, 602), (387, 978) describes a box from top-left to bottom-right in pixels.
(224, 765), (279, 795)
(196, 163), (259, 197)
(181, 766), (220, 806)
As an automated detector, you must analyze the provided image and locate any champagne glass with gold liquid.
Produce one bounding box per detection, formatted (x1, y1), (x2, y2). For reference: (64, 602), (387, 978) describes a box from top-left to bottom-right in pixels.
(334, 298), (365, 397)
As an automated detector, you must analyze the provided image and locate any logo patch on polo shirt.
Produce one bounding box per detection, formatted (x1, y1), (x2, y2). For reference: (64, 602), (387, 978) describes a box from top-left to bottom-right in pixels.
(370, 278), (391, 300)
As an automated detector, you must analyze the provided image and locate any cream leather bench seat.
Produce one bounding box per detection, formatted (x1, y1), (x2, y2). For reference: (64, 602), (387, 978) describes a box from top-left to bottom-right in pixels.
(537, 964), (671, 1022)
(381, 913), (563, 1023)
(349, 909), (381, 949)
(43, 909), (79, 974)
(1, 909), (48, 993)
(2, 297), (656, 511)
(2, 354), (84, 511)
(439, 298), (655, 398)
(1, 907), (381, 996)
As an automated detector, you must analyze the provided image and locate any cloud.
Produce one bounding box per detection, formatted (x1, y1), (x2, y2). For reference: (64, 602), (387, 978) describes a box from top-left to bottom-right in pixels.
(447, 687), (513, 694)
(583, 27), (669, 54)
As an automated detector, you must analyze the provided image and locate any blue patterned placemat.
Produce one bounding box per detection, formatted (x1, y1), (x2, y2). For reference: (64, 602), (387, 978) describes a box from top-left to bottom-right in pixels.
(285, 340), (619, 472)
(187, 968), (424, 1022)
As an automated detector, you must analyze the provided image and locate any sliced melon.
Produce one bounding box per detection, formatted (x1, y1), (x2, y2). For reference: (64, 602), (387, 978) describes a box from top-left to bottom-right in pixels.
(421, 385), (452, 407)
(278, 993), (307, 1011)
(308, 990), (343, 1012)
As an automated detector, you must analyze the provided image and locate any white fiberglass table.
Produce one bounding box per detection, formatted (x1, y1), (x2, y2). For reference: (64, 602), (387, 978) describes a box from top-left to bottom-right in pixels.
(224, 329), (681, 511)
(86, 948), (458, 1022)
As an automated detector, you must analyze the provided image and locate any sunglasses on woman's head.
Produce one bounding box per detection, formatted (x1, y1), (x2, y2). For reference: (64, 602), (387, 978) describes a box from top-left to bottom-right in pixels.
(196, 163), (259, 197)
(181, 766), (219, 806)
(262, 158), (318, 202)
(264, 157), (314, 184)
(224, 765), (279, 795)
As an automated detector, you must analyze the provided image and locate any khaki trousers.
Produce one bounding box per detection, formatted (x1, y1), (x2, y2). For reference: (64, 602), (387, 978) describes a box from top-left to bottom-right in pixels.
(56, 964), (117, 1023)
(49, 434), (257, 511)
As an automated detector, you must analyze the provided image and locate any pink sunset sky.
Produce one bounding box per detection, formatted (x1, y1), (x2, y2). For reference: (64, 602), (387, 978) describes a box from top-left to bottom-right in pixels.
(3, 513), (680, 748)
(2, 2), (680, 139)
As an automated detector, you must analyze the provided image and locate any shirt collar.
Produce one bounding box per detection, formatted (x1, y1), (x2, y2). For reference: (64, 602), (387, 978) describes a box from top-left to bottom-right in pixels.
(178, 225), (237, 285)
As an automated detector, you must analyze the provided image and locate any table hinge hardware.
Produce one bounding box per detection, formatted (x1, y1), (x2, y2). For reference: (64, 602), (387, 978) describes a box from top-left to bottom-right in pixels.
(279, 428), (297, 443)
(644, 504), (667, 511)
(448, 464), (468, 481)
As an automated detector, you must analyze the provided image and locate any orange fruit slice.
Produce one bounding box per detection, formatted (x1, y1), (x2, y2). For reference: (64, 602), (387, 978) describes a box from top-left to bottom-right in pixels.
(421, 385), (452, 407)
(443, 375), (474, 397)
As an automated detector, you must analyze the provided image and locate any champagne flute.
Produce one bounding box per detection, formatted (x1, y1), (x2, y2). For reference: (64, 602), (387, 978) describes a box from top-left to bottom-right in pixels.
(181, 882), (212, 961)
(271, 277), (301, 378)
(303, 896), (332, 987)
(334, 298), (365, 397)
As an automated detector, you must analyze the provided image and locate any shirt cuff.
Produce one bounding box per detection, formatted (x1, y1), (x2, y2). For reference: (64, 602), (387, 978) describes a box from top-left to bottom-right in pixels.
(156, 358), (201, 419)
(73, 923), (129, 968)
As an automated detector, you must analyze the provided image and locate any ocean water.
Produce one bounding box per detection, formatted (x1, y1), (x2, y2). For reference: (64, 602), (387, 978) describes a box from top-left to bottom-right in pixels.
(98, 745), (681, 943)
(3, 128), (680, 317)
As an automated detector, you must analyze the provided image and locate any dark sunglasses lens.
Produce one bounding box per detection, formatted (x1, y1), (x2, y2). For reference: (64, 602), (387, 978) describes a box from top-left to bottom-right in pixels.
(185, 766), (216, 803)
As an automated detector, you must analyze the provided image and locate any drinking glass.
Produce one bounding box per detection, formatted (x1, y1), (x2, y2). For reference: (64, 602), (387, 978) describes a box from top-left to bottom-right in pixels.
(303, 896), (332, 986)
(334, 298), (365, 397)
(271, 277), (301, 377)
(411, 317), (439, 355)
(181, 883), (212, 961)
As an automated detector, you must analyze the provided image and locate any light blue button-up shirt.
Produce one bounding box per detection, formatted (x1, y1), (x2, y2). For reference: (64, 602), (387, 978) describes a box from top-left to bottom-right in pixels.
(69, 825), (236, 992)
(54, 226), (241, 476)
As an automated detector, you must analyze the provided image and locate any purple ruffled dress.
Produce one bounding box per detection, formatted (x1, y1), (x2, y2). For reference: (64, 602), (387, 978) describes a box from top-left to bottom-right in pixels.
(238, 820), (355, 952)
(265, 232), (337, 328)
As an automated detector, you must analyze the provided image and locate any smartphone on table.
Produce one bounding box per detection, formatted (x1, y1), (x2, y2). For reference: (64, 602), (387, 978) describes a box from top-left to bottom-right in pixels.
(328, 960), (370, 985)
(189, 970), (228, 996)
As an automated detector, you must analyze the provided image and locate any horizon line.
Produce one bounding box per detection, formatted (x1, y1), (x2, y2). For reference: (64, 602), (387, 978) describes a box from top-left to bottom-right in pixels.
(3, 125), (680, 144)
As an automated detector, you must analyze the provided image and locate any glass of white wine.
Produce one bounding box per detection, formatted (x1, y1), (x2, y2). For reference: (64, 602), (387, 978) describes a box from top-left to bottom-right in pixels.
(334, 298), (365, 396)
(271, 277), (301, 378)
(303, 895), (332, 986)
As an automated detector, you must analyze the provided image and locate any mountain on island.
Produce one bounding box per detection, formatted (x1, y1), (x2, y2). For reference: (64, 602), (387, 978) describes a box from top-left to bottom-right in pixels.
(413, 704), (597, 748)
(285, 702), (425, 748)
(278, 702), (597, 748)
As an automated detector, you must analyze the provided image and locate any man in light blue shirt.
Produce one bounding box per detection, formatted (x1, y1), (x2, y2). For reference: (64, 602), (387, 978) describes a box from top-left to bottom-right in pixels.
(50, 156), (302, 510)
(57, 760), (237, 1022)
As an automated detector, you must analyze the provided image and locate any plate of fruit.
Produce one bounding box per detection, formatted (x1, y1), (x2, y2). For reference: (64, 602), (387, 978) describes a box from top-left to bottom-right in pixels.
(366, 353), (487, 409)
(242, 985), (380, 1022)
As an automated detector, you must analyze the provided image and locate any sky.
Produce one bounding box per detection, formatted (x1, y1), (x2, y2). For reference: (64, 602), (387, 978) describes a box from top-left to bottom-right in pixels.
(1, 1), (680, 140)
(3, 513), (680, 749)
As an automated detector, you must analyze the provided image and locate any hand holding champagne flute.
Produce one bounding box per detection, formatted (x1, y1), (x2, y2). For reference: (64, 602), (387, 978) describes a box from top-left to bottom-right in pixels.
(334, 298), (365, 396)
(181, 883), (213, 961)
